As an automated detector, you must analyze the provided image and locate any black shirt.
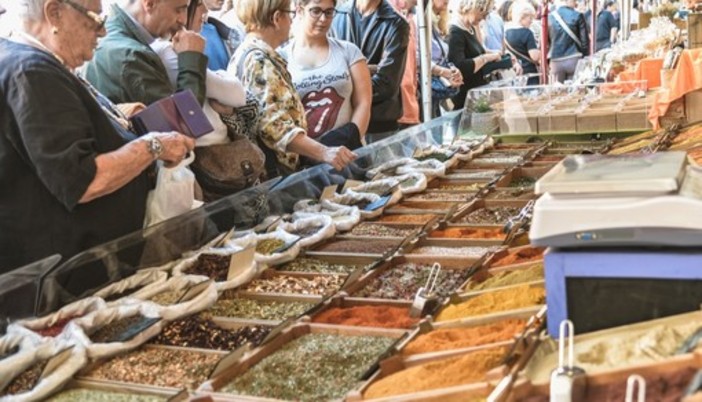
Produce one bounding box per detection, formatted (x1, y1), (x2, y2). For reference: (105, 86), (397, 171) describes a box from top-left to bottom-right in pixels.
(596, 10), (617, 51)
(447, 24), (488, 110)
(505, 27), (538, 74)
(0, 39), (150, 273)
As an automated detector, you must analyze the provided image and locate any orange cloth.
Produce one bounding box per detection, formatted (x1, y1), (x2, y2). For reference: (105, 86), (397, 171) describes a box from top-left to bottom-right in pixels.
(617, 58), (662, 89)
(398, 14), (420, 125)
(649, 49), (702, 128)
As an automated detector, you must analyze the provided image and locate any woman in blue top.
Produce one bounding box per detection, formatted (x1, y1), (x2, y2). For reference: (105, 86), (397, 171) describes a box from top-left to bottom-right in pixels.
(505, 1), (540, 85)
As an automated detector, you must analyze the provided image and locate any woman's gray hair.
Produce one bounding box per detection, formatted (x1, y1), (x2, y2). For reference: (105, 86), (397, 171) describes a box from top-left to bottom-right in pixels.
(456, 0), (494, 13)
(511, 0), (535, 22)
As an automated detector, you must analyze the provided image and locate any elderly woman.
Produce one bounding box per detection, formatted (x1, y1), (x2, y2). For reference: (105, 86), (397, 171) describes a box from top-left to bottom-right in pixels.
(505, 1), (540, 85)
(447, 0), (503, 110)
(0, 0), (194, 271)
(228, 0), (357, 177)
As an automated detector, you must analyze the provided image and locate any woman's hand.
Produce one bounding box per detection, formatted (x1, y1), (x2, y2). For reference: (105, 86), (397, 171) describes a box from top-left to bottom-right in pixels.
(484, 52), (502, 63)
(153, 132), (196, 168)
(322, 146), (358, 171)
(448, 66), (464, 86)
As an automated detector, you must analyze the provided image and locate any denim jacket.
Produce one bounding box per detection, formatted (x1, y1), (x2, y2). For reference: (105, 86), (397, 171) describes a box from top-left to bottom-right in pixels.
(548, 6), (590, 61)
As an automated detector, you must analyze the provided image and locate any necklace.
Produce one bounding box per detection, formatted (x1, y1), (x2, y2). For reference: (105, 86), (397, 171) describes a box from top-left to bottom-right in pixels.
(465, 24), (475, 35)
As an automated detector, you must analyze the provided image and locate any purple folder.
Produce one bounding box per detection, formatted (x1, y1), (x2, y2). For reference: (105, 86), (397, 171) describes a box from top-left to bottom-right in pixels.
(130, 90), (213, 138)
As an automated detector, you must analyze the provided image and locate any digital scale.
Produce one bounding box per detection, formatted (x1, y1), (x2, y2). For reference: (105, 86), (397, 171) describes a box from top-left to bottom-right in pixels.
(529, 151), (702, 247)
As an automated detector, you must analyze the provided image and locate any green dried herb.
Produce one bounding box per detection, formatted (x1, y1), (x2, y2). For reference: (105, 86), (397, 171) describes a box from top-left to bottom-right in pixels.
(349, 223), (418, 238)
(355, 262), (472, 300)
(209, 294), (313, 320)
(242, 274), (345, 296)
(47, 389), (166, 402)
(256, 239), (286, 255)
(149, 289), (187, 305)
(222, 333), (395, 401)
(277, 257), (361, 274)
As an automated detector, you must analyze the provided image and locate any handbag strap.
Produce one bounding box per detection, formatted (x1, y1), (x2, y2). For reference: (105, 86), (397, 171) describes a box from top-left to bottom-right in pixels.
(552, 9), (582, 49)
(504, 37), (533, 65)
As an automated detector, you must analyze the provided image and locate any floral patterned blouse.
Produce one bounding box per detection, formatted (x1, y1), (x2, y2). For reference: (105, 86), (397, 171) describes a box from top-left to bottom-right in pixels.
(228, 36), (306, 172)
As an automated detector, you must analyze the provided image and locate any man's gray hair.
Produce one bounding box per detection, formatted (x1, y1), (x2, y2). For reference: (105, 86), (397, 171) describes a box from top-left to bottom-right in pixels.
(18, 0), (50, 21)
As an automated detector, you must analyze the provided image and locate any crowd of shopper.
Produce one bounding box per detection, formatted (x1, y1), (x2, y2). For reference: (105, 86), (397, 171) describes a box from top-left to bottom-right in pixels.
(0, 0), (644, 271)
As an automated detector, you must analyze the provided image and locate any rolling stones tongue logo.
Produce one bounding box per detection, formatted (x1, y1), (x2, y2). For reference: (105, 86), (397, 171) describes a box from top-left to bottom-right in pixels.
(302, 87), (344, 138)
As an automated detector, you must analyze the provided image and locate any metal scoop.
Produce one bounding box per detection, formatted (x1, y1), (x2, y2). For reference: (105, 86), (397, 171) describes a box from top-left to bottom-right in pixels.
(409, 263), (441, 318)
(550, 320), (586, 402)
(625, 374), (646, 402)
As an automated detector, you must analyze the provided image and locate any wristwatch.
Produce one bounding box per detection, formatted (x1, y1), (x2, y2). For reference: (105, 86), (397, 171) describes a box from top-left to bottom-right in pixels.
(142, 135), (164, 160)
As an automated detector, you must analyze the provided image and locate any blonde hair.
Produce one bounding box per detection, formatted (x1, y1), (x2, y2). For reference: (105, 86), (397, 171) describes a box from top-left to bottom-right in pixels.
(456, 0), (494, 14)
(510, 0), (535, 22)
(237, 0), (290, 32)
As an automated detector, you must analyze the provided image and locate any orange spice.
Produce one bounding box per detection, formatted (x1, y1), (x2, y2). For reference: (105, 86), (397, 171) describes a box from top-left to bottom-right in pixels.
(490, 247), (544, 268)
(313, 305), (419, 329)
(363, 347), (507, 399)
(377, 214), (436, 224)
(429, 227), (506, 240)
(436, 285), (545, 321)
(402, 319), (526, 355)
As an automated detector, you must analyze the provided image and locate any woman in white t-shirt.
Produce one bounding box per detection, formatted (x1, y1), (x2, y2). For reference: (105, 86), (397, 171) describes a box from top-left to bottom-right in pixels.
(282, 0), (372, 149)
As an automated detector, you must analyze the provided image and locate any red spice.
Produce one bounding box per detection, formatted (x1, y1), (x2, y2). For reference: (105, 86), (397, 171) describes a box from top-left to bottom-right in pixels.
(490, 247), (544, 268)
(429, 227), (506, 240)
(312, 305), (419, 329)
(35, 316), (77, 337)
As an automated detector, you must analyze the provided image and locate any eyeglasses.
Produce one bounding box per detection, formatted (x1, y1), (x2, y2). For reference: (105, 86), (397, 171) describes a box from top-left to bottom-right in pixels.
(282, 9), (297, 18)
(306, 7), (337, 19)
(59, 0), (108, 30)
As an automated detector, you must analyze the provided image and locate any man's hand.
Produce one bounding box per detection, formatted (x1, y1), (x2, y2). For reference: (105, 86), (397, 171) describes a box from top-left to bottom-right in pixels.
(322, 146), (357, 171)
(115, 102), (146, 118)
(173, 30), (206, 54)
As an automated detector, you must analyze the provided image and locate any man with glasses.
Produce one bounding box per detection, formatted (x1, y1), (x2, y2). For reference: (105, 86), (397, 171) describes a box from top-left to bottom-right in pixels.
(85, 0), (208, 107)
(332, 0), (409, 138)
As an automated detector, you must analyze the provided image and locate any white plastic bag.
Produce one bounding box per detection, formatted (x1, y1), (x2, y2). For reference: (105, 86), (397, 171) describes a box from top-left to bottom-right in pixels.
(390, 173), (428, 195)
(348, 178), (403, 206)
(8, 297), (106, 341)
(144, 155), (203, 227)
(253, 229), (301, 266)
(277, 215), (336, 248)
(93, 270), (168, 307)
(0, 343), (87, 402)
(293, 199), (361, 232)
(329, 190), (383, 220)
(171, 243), (259, 292)
(63, 303), (162, 360)
(125, 275), (219, 321)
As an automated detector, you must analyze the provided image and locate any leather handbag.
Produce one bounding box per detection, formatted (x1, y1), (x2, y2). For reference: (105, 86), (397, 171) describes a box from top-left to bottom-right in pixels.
(130, 89), (214, 138)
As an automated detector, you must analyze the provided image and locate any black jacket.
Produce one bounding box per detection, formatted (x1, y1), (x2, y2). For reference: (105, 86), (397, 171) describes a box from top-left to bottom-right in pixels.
(332, 0), (409, 133)
(548, 6), (590, 60)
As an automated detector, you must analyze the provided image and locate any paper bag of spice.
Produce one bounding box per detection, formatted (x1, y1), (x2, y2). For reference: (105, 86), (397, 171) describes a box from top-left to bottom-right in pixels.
(172, 242), (260, 292)
(277, 215), (336, 248)
(9, 297), (105, 341)
(0, 333), (43, 392)
(252, 229), (301, 265)
(346, 178), (404, 206)
(127, 276), (218, 321)
(330, 190), (385, 220)
(390, 173), (428, 195)
(65, 304), (162, 360)
(93, 270), (168, 307)
(293, 199), (361, 232)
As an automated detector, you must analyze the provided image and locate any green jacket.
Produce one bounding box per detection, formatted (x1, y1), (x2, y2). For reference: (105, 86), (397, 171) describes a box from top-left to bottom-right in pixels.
(85, 5), (207, 106)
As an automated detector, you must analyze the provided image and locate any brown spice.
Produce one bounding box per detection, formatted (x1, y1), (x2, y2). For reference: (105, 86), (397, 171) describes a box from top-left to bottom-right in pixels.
(313, 239), (401, 254)
(429, 227), (506, 239)
(89, 314), (157, 343)
(436, 285), (545, 321)
(402, 319), (526, 355)
(184, 254), (230, 282)
(490, 247), (544, 268)
(151, 315), (270, 350)
(349, 223), (419, 238)
(241, 274), (345, 295)
(377, 214), (436, 224)
(457, 207), (522, 224)
(467, 263), (544, 290)
(363, 347), (507, 399)
(313, 305), (419, 329)
(1, 360), (47, 396)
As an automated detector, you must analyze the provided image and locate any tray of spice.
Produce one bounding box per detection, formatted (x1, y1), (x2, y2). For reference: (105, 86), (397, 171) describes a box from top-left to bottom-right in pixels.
(302, 295), (420, 330)
(273, 255), (372, 275)
(350, 344), (511, 401)
(434, 283), (546, 327)
(493, 167), (550, 189)
(305, 237), (403, 258)
(484, 187), (538, 201)
(426, 225), (508, 246)
(456, 158), (522, 170)
(199, 323), (403, 401)
(207, 290), (321, 323)
(442, 169), (505, 182)
(449, 199), (531, 227)
(402, 238), (502, 261)
(405, 191), (477, 203)
(11, 297), (105, 339)
(346, 222), (423, 238)
(48, 379), (185, 401)
(400, 310), (537, 362)
(486, 245), (545, 270)
(374, 212), (440, 225)
(426, 179), (487, 192)
(239, 269), (346, 297)
(78, 344), (228, 391)
(385, 200), (468, 215)
(345, 256), (479, 302)
(461, 262), (544, 292)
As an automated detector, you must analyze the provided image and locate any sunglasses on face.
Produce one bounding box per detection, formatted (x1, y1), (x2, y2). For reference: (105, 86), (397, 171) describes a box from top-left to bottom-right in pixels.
(59, 0), (108, 30)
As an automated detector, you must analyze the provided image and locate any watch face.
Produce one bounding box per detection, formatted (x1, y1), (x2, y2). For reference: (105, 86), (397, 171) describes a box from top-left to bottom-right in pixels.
(150, 137), (164, 158)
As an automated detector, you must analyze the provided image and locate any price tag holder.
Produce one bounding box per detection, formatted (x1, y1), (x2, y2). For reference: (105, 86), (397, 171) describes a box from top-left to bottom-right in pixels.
(228, 246), (255, 281)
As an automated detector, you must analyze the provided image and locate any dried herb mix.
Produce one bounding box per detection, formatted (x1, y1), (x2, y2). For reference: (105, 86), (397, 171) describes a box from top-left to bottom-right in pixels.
(1, 359), (47, 396)
(313, 239), (401, 254)
(409, 245), (495, 258)
(277, 257), (361, 274)
(242, 274), (345, 295)
(433, 183), (483, 191)
(507, 176), (537, 187)
(377, 214), (436, 224)
(148, 289), (187, 305)
(355, 263), (471, 300)
(221, 333), (395, 401)
(256, 239), (286, 255)
(184, 254), (230, 281)
(48, 389), (167, 402)
(349, 223), (418, 238)
(457, 207), (522, 224)
(82, 347), (220, 389)
(89, 314), (156, 343)
(486, 189), (535, 200)
(151, 315), (270, 350)
(208, 295), (313, 320)
(408, 192), (473, 202)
